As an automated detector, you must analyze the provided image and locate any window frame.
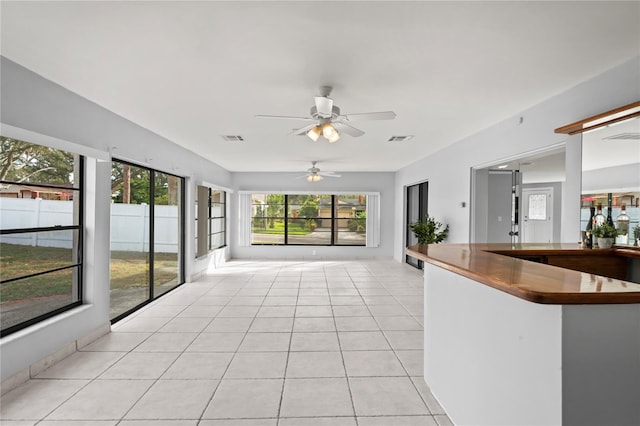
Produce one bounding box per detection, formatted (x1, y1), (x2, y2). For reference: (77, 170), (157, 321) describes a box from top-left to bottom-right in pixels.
(208, 188), (226, 251)
(0, 143), (84, 337)
(251, 193), (367, 247)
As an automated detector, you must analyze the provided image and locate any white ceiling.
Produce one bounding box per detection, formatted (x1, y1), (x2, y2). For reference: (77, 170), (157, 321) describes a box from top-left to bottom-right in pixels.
(1, 1), (639, 173)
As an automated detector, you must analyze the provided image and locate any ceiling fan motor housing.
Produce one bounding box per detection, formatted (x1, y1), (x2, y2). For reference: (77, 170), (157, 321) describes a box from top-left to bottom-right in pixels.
(311, 105), (341, 120)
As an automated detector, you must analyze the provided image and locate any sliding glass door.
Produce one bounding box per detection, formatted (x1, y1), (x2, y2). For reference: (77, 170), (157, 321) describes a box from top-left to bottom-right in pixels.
(110, 160), (184, 321)
(406, 181), (428, 269)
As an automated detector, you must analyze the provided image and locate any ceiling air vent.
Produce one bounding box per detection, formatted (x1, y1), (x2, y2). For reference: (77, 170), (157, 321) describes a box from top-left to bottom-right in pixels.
(221, 135), (245, 142)
(603, 133), (640, 140)
(388, 135), (414, 142)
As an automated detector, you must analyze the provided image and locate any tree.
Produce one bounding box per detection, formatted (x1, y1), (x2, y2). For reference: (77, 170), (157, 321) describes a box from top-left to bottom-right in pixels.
(298, 199), (319, 230)
(1, 137), (75, 184)
(111, 162), (151, 204)
(254, 205), (266, 229)
(265, 194), (284, 228)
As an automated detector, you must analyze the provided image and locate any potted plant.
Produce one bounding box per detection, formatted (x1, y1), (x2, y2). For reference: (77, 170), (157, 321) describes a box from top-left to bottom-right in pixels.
(634, 225), (640, 247)
(410, 214), (449, 244)
(592, 222), (618, 249)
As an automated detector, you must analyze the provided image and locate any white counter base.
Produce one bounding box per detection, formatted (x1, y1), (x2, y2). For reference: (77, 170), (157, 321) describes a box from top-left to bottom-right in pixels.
(424, 263), (640, 426)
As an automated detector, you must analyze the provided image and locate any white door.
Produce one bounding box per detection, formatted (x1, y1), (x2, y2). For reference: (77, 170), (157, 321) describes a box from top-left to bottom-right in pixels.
(521, 188), (553, 243)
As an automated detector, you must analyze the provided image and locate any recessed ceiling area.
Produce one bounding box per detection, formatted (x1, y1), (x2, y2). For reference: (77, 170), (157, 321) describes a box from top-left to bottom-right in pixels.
(1, 1), (639, 172)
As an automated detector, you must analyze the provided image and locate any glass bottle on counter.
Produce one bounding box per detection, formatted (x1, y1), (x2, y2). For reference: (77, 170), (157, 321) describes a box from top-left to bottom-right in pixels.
(594, 203), (605, 227)
(593, 203), (605, 247)
(606, 207), (614, 227)
(585, 206), (595, 248)
(615, 204), (630, 245)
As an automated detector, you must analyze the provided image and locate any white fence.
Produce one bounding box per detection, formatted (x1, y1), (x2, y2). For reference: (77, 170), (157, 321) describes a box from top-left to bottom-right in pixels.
(0, 198), (179, 253)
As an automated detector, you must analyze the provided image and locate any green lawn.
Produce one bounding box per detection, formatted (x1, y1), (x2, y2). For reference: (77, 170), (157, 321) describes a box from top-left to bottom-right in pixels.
(0, 243), (177, 303)
(252, 220), (312, 235)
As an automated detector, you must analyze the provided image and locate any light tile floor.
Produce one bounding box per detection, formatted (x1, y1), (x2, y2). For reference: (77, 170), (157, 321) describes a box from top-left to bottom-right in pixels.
(1, 259), (453, 426)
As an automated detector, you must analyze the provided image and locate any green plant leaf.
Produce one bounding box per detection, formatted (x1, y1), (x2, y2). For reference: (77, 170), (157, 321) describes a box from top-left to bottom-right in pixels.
(410, 214), (449, 244)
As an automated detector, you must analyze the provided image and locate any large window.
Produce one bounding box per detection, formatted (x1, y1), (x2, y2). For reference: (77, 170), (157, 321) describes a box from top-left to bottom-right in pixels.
(196, 186), (226, 257)
(251, 194), (366, 246)
(209, 189), (226, 249)
(0, 137), (83, 336)
(110, 160), (184, 321)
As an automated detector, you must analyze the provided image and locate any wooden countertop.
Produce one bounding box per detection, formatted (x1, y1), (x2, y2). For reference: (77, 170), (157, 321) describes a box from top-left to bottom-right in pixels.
(406, 243), (640, 304)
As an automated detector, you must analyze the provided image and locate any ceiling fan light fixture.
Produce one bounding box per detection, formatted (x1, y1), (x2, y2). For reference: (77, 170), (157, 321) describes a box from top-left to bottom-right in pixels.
(321, 123), (340, 143)
(307, 173), (323, 182)
(307, 125), (322, 142)
(327, 131), (340, 143)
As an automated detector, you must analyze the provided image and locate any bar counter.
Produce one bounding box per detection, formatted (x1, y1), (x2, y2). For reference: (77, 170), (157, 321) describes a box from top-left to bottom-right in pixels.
(406, 243), (640, 304)
(407, 243), (640, 426)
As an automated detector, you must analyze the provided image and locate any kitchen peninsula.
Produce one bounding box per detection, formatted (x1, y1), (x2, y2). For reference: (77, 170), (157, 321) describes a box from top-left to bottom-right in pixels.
(407, 243), (640, 426)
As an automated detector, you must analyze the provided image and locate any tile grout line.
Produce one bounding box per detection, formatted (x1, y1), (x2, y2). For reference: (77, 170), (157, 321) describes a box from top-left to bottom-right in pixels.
(333, 266), (361, 426)
(275, 266), (301, 426)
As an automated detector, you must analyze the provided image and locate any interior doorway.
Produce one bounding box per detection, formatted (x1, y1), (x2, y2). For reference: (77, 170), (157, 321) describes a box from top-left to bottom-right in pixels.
(471, 145), (565, 243)
(406, 181), (428, 268)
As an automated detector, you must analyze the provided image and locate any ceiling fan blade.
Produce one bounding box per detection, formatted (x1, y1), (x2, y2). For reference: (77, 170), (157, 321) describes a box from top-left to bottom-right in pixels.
(290, 123), (318, 135)
(342, 111), (396, 121)
(314, 96), (334, 118)
(256, 114), (315, 121)
(318, 172), (341, 177)
(332, 122), (365, 137)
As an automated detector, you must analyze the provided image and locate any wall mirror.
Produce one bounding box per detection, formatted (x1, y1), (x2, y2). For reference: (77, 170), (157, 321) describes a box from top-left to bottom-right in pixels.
(580, 115), (640, 245)
(471, 145), (566, 244)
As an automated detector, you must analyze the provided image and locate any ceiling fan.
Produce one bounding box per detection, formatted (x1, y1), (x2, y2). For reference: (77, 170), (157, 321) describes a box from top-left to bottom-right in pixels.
(256, 86), (396, 143)
(298, 161), (341, 182)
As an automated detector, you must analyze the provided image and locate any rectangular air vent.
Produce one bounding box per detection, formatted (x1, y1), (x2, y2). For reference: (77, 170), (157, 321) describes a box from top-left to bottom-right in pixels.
(388, 135), (414, 142)
(603, 132), (640, 140)
(221, 135), (245, 142)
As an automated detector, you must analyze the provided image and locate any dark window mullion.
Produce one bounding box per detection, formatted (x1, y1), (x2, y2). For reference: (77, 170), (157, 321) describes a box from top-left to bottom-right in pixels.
(208, 188), (213, 250)
(284, 195), (289, 245)
(0, 225), (79, 235)
(149, 170), (155, 300)
(0, 180), (81, 191)
(179, 177), (186, 284)
(0, 263), (82, 285)
(77, 156), (85, 302)
(331, 195), (336, 245)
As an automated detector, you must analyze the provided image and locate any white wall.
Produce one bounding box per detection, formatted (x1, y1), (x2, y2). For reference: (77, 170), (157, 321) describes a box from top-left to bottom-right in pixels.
(0, 56), (232, 382)
(394, 56), (640, 261)
(231, 171), (395, 259)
